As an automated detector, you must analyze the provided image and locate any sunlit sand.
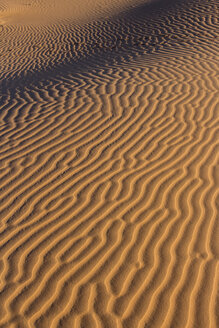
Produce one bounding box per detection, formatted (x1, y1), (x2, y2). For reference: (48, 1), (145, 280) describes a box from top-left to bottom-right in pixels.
(0, 0), (218, 327)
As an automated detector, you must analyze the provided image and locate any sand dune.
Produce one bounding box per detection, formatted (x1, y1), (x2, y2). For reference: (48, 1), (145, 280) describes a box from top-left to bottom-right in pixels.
(0, 0), (218, 327)
(0, 0), (151, 26)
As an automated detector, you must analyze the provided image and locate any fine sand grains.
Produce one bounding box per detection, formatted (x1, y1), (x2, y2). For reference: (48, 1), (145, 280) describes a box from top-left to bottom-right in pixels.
(0, 0), (219, 327)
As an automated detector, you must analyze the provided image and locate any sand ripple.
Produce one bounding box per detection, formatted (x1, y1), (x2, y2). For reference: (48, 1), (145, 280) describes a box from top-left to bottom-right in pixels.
(0, 0), (218, 327)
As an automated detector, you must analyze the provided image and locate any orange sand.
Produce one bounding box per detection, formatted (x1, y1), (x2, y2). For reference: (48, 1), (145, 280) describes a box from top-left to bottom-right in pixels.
(0, 0), (218, 327)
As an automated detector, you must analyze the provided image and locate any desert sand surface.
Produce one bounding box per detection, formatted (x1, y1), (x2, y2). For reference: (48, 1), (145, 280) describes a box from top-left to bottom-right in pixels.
(0, 0), (219, 327)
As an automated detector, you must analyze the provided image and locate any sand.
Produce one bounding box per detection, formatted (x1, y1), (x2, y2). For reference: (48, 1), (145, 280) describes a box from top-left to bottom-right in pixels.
(0, 0), (218, 327)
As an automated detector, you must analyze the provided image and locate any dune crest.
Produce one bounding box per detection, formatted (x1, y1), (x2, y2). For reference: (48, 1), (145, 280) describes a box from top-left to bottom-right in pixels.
(0, 0), (150, 25)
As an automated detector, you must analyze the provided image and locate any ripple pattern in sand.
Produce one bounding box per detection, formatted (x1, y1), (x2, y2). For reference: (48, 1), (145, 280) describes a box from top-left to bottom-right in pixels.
(0, 0), (219, 327)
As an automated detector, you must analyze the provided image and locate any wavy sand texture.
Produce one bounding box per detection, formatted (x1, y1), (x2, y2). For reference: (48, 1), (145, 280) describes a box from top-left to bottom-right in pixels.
(0, 0), (219, 327)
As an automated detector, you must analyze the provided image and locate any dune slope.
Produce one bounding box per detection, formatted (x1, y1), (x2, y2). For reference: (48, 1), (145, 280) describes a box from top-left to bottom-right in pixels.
(0, 0), (218, 327)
